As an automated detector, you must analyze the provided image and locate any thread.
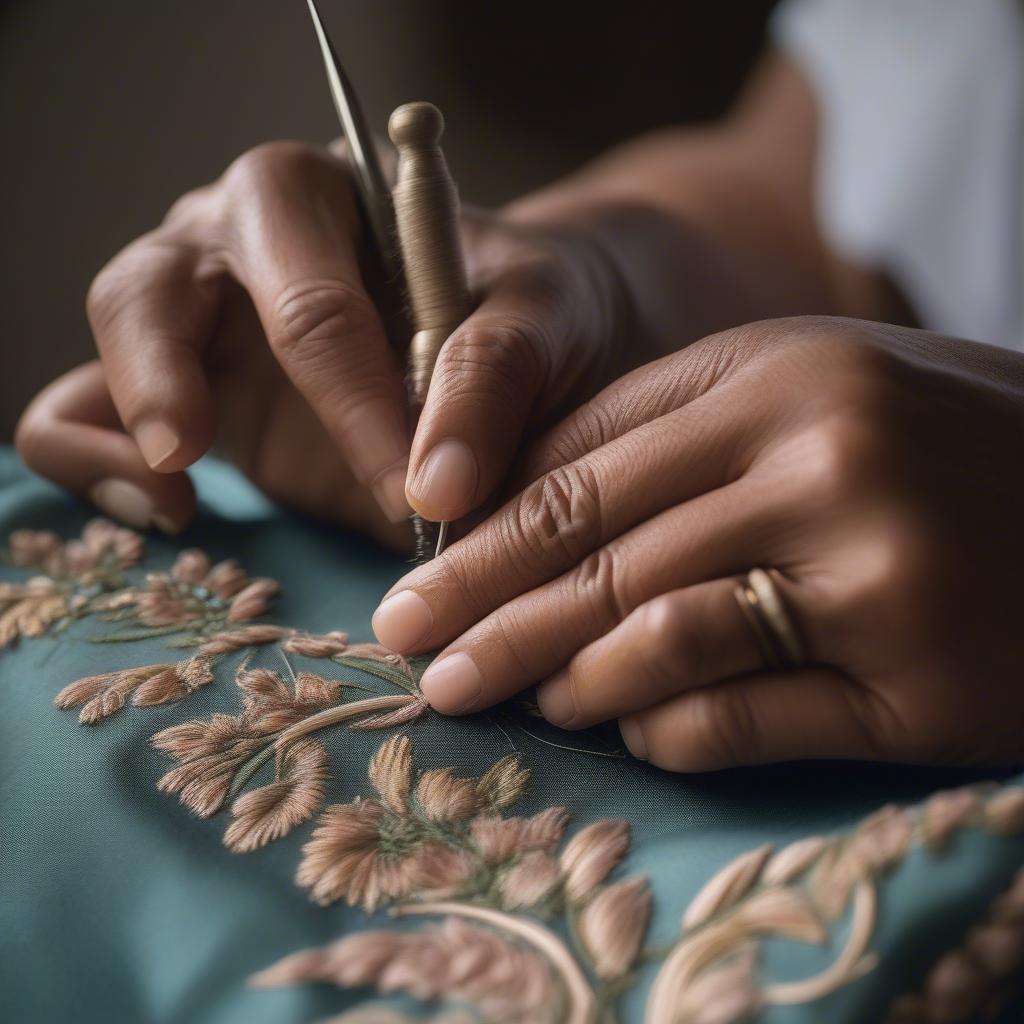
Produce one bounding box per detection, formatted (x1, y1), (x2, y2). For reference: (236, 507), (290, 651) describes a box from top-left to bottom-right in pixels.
(388, 102), (472, 407)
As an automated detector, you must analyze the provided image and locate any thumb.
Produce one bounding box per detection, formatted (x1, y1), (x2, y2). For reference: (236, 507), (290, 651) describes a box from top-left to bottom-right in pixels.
(405, 261), (605, 522)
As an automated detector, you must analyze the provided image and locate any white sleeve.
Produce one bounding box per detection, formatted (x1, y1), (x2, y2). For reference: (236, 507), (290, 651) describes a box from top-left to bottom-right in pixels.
(771, 0), (1024, 351)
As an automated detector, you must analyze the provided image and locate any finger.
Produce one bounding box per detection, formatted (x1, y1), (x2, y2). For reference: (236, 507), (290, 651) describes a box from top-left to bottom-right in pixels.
(373, 392), (761, 654)
(15, 362), (197, 532)
(415, 479), (777, 714)
(221, 143), (412, 522)
(535, 577), (766, 730)
(619, 667), (884, 771)
(406, 250), (603, 522)
(512, 323), (772, 489)
(86, 227), (220, 474)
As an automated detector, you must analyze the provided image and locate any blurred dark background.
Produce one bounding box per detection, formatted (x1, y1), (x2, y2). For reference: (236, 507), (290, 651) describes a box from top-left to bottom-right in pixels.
(0, 0), (777, 441)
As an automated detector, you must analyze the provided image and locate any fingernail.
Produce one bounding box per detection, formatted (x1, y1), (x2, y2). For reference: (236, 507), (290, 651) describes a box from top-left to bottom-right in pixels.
(537, 671), (578, 728)
(419, 652), (482, 713)
(408, 438), (478, 519)
(152, 513), (181, 536)
(371, 462), (413, 523)
(620, 717), (648, 760)
(89, 479), (154, 529)
(135, 420), (181, 471)
(372, 590), (433, 651)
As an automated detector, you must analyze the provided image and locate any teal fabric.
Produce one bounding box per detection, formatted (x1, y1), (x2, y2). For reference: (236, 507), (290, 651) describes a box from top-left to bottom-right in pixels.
(1, 448), (1022, 1023)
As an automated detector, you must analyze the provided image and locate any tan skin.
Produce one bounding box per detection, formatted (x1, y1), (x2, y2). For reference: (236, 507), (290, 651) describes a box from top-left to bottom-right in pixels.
(17, 57), (1024, 770)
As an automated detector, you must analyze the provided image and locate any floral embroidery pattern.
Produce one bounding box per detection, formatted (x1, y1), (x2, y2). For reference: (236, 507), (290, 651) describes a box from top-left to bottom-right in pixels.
(4, 521), (1024, 1023)
(252, 736), (649, 1024)
(644, 785), (1024, 1024)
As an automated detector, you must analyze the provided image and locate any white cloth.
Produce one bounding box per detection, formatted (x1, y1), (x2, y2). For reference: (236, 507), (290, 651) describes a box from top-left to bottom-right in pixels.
(773, 0), (1024, 350)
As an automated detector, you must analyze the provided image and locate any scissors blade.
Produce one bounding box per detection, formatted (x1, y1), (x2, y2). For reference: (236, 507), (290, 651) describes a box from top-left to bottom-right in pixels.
(305, 0), (401, 284)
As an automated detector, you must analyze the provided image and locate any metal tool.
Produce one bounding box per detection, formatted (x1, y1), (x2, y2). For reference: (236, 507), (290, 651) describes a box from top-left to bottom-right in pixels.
(305, 0), (462, 562)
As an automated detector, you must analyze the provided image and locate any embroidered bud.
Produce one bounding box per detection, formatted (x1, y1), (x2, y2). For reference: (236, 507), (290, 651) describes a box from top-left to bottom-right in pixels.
(10, 528), (62, 567)
(227, 579), (280, 622)
(64, 539), (98, 576)
(475, 754), (531, 811)
(171, 549), (212, 585)
(368, 735), (413, 814)
(112, 527), (144, 567)
(205, 559), (249, 599)
(559, 819), (631, 903)
(579, 876), (651, 978)
(414, 768), (479, 823)
(81, 518), (118, 555)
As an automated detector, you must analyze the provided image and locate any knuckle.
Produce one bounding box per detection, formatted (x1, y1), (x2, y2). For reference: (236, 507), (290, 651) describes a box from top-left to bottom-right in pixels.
(223, 140), (318, 191)
(271, 278), (376, 358)
(637, 595), (693, 686)
(796, 413), (885, 508)
(566, 546), (628, 630)
(514, 462), (604, 567)
(439, 318), (549, 402)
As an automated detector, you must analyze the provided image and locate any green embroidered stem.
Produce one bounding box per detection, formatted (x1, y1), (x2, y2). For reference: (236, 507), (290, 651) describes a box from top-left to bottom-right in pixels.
(90, 625), (189, 643)
(332, 654), (417, 694)
(228, 744), (278, 800)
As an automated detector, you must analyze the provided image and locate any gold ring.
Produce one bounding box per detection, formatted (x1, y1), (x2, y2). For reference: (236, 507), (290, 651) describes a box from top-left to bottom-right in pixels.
(734, 568), (806, 669)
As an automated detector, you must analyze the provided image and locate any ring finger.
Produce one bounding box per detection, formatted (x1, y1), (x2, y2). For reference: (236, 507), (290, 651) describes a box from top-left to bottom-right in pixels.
(535, 576), (776, 730)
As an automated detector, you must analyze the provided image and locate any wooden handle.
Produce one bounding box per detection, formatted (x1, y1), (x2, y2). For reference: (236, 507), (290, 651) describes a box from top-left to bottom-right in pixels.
(388, 102), (471, 407)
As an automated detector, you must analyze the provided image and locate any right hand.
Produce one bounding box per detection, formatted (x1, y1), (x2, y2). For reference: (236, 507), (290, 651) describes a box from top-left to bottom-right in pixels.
(15, 140), (650, 544)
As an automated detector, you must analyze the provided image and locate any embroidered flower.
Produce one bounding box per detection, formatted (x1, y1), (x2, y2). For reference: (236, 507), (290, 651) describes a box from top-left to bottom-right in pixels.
(297, 737), (479, 910)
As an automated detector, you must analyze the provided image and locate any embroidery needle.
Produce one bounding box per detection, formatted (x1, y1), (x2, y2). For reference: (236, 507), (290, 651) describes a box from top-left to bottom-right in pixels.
(305, 1), (470, 563)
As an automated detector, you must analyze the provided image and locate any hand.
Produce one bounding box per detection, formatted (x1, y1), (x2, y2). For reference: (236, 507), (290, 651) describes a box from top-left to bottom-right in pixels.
(370, 315), (1024, 770)
(15, 140), (648, 540)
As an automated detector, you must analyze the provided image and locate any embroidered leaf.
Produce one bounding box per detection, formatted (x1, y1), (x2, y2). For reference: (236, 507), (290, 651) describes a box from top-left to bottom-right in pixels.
(499, 850), (561, 911)
(682, 843), (773, 931)
(224, 739), (329, 853)
(579, 876), (652, 979)
(559, 819), (631, 903)
(227, 578), (279, 622)
(475, 754), (531, 811)
(250, 916), (557, 1021)
(283, 631), (350, 657)
(763, 837), (830, 886)
(132, 666), (188, 707)
(733, 887), (826, 944)
(154, 713), (262, 817)
(368, 735), (412, 814)
(673, 944), (762, 1024)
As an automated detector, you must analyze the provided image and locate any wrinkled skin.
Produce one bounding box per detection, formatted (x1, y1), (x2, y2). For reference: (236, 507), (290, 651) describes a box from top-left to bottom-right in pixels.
(16, 141), (640, 546)
(374, 317), (1024, 771)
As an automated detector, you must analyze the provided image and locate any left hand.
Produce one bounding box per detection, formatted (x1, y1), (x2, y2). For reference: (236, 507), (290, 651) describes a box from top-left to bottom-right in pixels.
(371, 315), (1024, 771)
